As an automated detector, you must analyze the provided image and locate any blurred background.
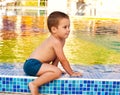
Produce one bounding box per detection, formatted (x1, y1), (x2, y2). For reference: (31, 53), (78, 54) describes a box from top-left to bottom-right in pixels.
(0, 0), (120, 65)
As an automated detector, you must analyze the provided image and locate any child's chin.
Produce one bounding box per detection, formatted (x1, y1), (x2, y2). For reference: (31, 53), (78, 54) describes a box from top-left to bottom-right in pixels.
(65, 35), (69, 38)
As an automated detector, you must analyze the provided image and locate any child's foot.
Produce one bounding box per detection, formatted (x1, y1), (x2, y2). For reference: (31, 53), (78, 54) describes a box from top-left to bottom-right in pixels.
(29, 82), (39, 95)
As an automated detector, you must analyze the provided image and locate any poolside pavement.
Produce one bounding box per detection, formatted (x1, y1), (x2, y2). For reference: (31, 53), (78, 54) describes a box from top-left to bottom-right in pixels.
(0, 63), (120, 79)
(0, 63), (120, 95)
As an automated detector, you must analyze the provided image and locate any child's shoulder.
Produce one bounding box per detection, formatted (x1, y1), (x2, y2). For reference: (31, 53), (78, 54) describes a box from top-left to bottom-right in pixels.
(47, 35), (65, 46)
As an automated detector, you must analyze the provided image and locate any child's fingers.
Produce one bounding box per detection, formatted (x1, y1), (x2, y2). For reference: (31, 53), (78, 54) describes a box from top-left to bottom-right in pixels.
(71, 72), (83, 77)
(75, 72), (83, 76)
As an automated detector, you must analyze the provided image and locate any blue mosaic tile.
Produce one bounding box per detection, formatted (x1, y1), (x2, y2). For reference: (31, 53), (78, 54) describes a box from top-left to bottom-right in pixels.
(0, 63), (120, 94)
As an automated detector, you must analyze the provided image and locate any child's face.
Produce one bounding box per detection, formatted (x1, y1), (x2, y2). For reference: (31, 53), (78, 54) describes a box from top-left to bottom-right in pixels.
(56, 18), (70, 39)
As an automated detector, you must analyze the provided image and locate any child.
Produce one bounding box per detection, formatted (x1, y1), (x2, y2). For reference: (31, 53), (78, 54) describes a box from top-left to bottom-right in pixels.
(23, 11), (82, 95)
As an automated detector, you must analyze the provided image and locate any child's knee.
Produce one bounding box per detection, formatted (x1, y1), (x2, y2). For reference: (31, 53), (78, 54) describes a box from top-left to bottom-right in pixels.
(54, 68), (62, 78)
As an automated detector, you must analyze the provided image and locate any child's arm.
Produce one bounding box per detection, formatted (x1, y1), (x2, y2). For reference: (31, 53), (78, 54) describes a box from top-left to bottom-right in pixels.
(52, 55), (82, 76)
(53, 41), (75, 75)
(53, 40), (82, 76)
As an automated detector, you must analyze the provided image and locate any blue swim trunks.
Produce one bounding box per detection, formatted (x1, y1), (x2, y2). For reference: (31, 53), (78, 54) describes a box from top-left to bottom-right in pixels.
(23, 58), (42, 76)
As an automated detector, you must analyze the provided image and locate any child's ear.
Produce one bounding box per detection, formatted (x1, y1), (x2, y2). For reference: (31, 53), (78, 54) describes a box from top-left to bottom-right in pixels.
(51, 26), (57, 33)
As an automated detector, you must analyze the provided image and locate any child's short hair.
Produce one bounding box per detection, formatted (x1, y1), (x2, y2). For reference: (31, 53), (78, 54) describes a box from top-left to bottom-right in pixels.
(47, 11), (69, 32)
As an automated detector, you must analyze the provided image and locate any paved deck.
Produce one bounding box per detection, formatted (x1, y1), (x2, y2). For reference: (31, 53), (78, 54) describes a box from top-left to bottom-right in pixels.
(0, 63), (120, 79)
(0, 63), (120, 95)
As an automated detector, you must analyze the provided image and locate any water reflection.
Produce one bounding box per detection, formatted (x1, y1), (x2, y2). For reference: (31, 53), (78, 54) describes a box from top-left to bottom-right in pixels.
(73, 17), (120, 50)
(0, 15), (46, 39)
(0, 16), (120, 64)
(1, 16), (17, 40)
(0, 15), (48, 63)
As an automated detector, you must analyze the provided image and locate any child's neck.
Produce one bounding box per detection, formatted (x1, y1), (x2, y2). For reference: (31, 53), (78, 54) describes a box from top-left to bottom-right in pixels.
(51, 34), (65, 42)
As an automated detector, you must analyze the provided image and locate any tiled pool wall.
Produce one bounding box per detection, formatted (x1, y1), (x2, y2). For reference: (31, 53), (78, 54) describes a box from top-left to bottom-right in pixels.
(0, 64), (120, 95)
(1, 76), (120, 95)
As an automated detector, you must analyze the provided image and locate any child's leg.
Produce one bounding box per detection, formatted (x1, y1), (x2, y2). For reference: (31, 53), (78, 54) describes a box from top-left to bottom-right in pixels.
(29, 63), (62, 95)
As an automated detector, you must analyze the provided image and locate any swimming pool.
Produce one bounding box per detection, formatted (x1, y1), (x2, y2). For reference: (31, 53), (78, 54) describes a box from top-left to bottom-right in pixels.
(0, 15), (120, 95)
(0, 16), (120, 64)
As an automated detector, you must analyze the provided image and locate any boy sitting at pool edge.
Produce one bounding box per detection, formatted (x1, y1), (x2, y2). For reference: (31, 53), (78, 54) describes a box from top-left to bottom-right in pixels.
(23, 11), (83, 95)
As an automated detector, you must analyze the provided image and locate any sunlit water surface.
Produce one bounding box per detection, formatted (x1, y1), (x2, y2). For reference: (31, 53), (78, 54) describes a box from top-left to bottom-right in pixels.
(0, 16), (120, 65)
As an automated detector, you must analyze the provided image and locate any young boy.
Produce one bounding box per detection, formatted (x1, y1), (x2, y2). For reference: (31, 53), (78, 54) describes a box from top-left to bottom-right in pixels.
(23, 11), (82, 95)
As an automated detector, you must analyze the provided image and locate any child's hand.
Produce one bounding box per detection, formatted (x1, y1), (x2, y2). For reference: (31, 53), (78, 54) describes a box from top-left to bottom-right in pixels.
(71, 71), (83, 77)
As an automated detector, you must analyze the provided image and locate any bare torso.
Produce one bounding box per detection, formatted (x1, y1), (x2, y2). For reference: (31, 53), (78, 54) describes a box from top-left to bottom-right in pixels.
(29, 35), (64, 64)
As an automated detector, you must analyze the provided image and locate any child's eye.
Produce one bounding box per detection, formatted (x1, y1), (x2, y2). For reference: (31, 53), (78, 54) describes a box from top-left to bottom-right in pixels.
(63, 26), (67, 29)
(63, 26), (69, 29)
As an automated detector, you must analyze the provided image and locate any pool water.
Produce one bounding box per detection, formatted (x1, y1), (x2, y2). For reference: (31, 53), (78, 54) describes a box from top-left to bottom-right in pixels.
(0, 15), (120, 95)
(0, 16), (120, 65)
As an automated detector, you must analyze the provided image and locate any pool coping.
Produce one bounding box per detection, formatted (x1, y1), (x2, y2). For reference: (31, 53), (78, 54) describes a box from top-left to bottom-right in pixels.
(1, 74), (120, 81)
(1, 64), (120, 94)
